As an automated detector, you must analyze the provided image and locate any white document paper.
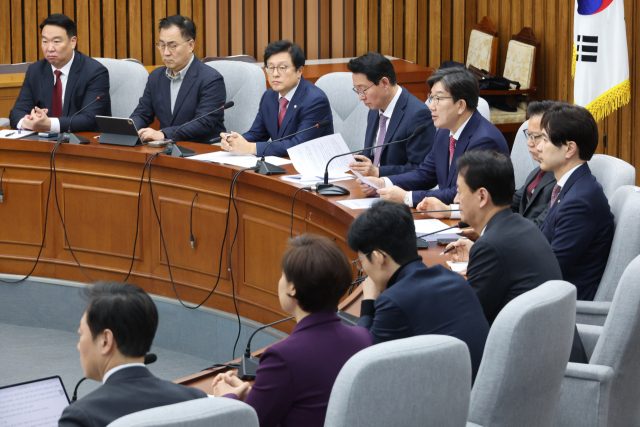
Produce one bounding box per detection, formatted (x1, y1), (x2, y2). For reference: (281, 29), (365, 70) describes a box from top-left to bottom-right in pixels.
(350, 168), (380, 189)
(281, 173), (355, 185)
(337, 198), (382, 210)
(446, 261), (468, 273)
(414, 219), (463, 242)
(286, 133), (356, 176)
(189, 151), (292, 168)
(0, 129), (37, 139)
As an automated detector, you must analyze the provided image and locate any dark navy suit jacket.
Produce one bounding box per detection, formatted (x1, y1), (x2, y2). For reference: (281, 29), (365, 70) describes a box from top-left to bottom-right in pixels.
(130, 56), (226, 143)
(387, 110), (508, 205)
(357, 259), (489, 380)
(225, 312), (371, 427)
(363, 88), (436, 176)
(9, 51), (111, 132)
(243, 77), (334, 157)
(58, 366), (206, 427)
(541, 163), (614, 301)
(511, 167), (556, 227)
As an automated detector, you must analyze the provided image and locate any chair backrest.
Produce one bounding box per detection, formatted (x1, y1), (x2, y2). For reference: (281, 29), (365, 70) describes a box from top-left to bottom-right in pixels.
(587, 154), (636, 199)
(510, 120), (538, 188)
(203, 55), (257, 64)
(477, 97), (491, 122)
(315, 72), (369, 151)
(92, 58), (149, 118)
(466, 16), (498, 75)
(106, 396), (259, 427)
(325, 335), (471, 427)
(503, 41), (535, 90)
(468, 281), (576, 427)
(595, 186), (640, 302)
(206, 61), (266, 134)
(590, 255), (640, 427)
(0, 62), (33, 74)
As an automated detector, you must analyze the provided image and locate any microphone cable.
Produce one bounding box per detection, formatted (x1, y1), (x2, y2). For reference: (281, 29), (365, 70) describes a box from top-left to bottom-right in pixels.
(0, 168), (5, 203)
(290, 186), (312, 238)
(190, 193), (198, 249)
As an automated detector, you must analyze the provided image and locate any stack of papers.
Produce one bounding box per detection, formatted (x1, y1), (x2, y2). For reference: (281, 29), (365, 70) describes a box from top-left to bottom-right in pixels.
(287, 133), (356, 176)
(414, 219), (463, 242)
(337, 198), (381, 210)
(0, 129), (37, 139)
(282, 172), (355, 185)
(188, 151), (292, 168)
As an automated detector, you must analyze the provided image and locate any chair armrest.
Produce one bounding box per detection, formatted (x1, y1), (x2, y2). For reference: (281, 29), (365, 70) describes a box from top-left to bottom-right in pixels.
(557, 363), (614, 427)
(576, 324), (603, 360)
(576, 301), (611, 327)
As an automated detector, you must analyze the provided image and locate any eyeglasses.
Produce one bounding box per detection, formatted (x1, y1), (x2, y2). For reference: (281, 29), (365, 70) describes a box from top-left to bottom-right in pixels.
(266, 65), (291, 74)
(352, 84), (375, 96)
(156, 40), (192, 52)
(427, 94), (454, 105)
(351, 251), (387, 272)
(523, 129), (544, 143)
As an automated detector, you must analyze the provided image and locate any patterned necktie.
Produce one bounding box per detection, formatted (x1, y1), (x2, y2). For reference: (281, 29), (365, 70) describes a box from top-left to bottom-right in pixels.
(51, 70), (63, 118)
(373, 115), (388, 167)
(549, 184), (562, 208)
(278, 97), (289, 130)
(449, 136), (457, 161)
(527, 169), (547, 200)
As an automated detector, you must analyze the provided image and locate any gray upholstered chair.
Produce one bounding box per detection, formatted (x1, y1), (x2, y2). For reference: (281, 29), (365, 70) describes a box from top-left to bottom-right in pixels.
(93, 58), (149, 118)
(324, 335), (471, 427)
(557, 255), (640, 427)
(106, 396), (258, 427)
(576, 186), (640, 326)
(206, 60), (266, 135)
(510, 120), (537, 189)
(0, 118), (9, 127)
(315, 72), (369, 151)
(467, 281), (576, 427)
(588, 154), (636, 199)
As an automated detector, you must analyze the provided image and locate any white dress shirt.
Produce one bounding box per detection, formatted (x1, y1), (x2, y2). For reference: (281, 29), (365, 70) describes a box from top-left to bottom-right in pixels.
(373, 86), (403, 158)
(17, 51), (76, 133)
(102, 363), (146, 384)
(556, 163), (583, 188)
(278, 81), (299, 114)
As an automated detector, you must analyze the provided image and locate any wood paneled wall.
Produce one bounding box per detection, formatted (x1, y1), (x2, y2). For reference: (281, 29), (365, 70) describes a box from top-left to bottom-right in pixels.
(1, 0), (639, 182)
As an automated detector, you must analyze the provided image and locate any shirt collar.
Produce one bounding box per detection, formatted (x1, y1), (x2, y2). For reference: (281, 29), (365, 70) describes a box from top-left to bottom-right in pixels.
(102, 363), (146, 384)
(556, 163), (584, 188)
(279, 81), (300, 103)
(51, 50), (75, 76)
(380, 86), (403, 119)
(386, 256), (423, 289)
(166, 54), (195, 81)
(449, 113), (473, 141)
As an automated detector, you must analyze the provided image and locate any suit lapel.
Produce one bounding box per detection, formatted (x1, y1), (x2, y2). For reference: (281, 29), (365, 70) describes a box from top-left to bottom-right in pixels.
(382, 89), (406, 145)
(170, 57), (199, 125)
(160, 69), (172, 124)
(544, 163), (590, 223)
(278, 78), (307, 138)
(41, 62), (55, 111)
(63, 52), (82, 116)
(524, 170), (554, 212)
(364, 110), (379, 157)
(447, 111), (480, 187)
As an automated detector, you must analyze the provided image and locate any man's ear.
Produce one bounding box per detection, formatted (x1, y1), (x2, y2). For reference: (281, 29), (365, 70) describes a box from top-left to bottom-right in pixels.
(565, 141), (579, 160)
(101, 329), (116, 356)
(478, 187), (490, 209)
(457, 99), (468, 115)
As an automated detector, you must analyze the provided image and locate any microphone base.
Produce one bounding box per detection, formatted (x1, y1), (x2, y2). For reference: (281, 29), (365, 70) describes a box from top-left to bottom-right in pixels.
(255, 159), (286, 175)
(237, 355), (260, 380)
(316, 183), (350, 196)
(169, 144), (196, 158)
(58, 133), (90, 145)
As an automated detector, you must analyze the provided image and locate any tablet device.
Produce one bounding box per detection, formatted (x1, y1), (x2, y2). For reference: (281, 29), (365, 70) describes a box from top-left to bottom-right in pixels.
(0, 376), (70, 426)
(95, 116), (143, 146)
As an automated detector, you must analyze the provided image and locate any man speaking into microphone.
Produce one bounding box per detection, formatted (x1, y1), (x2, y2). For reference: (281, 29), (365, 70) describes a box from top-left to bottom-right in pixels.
(221, 40), (334, 157)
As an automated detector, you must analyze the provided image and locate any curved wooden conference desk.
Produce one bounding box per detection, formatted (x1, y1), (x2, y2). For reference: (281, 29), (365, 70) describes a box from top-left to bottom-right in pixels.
(0, 134), (457, 392)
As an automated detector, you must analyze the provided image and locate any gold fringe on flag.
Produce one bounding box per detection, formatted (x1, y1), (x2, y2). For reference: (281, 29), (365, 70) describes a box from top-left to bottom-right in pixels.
(572, 43), (577, 79)
(585, 79), (631, 122)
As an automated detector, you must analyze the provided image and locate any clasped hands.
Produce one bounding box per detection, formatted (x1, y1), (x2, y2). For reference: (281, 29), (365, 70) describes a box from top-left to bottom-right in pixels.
(21, 107), (51, 131)
(212, 371), (252, 399)
(220, 132), (257, 155)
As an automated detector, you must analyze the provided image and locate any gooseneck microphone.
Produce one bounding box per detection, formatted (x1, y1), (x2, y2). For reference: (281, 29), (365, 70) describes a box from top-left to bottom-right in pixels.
(71, 353), (157, 402)
(237, 316), (294, 380)
(317, 124), (427, 196)
(412, 209), (460, 214)
(57, 93), (106, 144)
(416, 221), (469, 240)
(164, 101), (234, 157)
(254, 120), (331, 176)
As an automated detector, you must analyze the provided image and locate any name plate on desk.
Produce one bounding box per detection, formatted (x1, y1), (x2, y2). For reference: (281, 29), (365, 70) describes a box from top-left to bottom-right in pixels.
(95, 116), (142, 146)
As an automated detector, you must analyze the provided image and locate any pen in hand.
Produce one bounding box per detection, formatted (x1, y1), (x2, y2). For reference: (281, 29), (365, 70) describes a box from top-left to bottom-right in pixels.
(439, 245), (458, 256)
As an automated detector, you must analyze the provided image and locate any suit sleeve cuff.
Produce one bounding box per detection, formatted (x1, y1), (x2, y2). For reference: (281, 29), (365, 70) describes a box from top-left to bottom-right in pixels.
(450, 204), (461, 219)
(382, 177), (392, 188)
(50, 118), (60, 133)
(360, 299), (376, 317)
(222, 393), (240, 400)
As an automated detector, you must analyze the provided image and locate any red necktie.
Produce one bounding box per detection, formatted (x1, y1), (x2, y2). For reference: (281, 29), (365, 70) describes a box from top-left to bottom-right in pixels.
(526, 169), (547, 199)
(449, 136), (457, 161)
(278, 97), (289, 130)
(550, 184), (562, 207)
(51, 70), (63, 118)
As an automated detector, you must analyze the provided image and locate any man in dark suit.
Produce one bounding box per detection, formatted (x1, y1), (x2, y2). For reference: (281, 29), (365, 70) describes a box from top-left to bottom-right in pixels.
(357, 67), (508, 209)
(511, 101), (557, 227)
(130, 15), (226, 143)
(221, 40), (333, 157)
(346, 52), (435, 177)
(537, 103), (614, 301)
(9, 14), (111, 133)
(58, 282), (206, 427)
(446, 150), (587, 362)
(347, 200), (489, 380)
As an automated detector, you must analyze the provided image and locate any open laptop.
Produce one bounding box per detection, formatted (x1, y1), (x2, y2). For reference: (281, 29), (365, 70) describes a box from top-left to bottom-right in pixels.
(0, 376), (70, 426)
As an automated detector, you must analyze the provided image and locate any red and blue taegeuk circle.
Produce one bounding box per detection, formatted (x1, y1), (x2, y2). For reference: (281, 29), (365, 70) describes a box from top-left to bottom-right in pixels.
(577, 0), (614, 15)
